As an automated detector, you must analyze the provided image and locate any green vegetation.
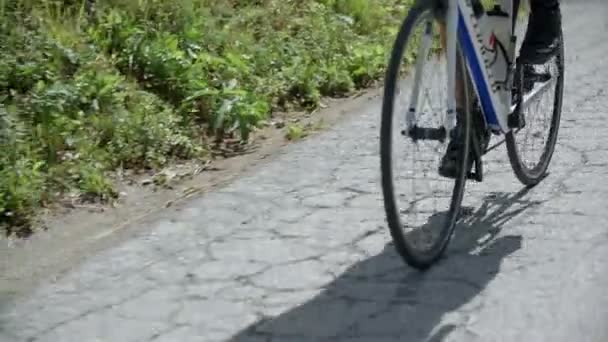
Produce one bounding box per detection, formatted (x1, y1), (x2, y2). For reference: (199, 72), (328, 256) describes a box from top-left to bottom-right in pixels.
(0, 0), (415, 234)
(286, 125), (307, 141)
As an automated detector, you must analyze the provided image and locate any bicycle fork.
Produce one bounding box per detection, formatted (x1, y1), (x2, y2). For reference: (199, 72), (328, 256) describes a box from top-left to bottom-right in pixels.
(404, 0), (458, 143)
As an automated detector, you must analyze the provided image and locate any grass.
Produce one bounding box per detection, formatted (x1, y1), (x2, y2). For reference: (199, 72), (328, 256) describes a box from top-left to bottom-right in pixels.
(1, 0), (526, 236)
(0, 0), (415, 235)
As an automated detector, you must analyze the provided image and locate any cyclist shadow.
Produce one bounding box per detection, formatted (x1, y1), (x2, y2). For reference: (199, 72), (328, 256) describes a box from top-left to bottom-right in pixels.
(443, 186), (542, 253)
(227, 187), (541, 341)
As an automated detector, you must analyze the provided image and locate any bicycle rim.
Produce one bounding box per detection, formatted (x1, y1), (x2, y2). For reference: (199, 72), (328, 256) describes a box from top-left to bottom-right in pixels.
(380, 0), (471, 270)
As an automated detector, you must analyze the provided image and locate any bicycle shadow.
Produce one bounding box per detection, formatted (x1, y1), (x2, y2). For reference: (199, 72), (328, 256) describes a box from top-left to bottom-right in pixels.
(227, 187), (542, 341)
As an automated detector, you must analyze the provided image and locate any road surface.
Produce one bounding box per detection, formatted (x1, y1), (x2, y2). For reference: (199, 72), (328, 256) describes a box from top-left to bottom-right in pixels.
(2, 1), (608, 341)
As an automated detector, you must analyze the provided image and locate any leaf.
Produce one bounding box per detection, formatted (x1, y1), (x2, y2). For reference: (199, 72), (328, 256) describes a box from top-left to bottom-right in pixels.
(214, 98), (236, 130)
(184, 88), (220, 103)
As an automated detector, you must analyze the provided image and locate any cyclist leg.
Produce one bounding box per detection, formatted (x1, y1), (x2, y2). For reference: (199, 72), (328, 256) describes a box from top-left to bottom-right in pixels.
(519, 0), (561, 64)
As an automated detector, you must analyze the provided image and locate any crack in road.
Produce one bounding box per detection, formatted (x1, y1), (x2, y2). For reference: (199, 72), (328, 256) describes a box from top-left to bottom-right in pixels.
(2, 1), (608, 342)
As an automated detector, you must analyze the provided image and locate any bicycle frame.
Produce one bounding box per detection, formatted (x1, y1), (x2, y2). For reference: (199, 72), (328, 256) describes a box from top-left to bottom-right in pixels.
(408, 0), (518, 134)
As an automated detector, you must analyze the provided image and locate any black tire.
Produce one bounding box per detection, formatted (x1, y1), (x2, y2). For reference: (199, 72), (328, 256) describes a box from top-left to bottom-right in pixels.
(380, 0), (471, 270)
(506, 29), (564, 186)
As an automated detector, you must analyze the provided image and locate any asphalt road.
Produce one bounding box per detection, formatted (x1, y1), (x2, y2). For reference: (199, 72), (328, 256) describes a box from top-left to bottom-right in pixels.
(2, 1), (608, 341)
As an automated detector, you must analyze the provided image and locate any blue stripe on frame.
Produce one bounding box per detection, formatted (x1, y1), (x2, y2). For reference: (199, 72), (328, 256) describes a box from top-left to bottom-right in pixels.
(457, 9), (499, 126)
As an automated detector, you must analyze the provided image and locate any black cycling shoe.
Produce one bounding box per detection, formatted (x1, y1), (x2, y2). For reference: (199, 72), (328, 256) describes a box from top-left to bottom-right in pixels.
(519, 3), (561, 65)
(438, 108), (490, 179)
(438, 125), (467, 179)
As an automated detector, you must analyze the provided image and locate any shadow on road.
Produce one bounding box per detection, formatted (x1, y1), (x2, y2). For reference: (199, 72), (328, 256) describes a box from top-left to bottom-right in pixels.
(227, 188), (541, 341)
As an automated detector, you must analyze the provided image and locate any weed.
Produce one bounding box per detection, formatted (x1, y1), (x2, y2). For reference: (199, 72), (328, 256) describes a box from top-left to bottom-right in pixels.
(285, 124), (307, 141)
(0, 0), (413, 234)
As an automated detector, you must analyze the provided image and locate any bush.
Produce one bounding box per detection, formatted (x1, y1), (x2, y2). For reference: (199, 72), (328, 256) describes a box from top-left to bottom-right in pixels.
(0, 0), (412, 234)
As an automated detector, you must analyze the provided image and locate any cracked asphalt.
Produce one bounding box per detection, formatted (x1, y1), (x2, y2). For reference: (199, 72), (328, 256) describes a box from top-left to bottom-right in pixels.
(2, 1), (608, 341)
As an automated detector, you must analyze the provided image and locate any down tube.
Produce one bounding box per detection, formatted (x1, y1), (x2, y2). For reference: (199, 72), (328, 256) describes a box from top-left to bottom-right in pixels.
(456, 4), (509, 132)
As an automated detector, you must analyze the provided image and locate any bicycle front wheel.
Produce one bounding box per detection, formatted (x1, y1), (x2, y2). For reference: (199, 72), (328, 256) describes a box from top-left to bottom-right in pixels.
(380, 0), (471, 270)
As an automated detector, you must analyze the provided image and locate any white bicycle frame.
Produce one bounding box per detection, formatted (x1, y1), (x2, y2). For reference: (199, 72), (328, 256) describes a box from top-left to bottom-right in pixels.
(408, 0), (520, 135)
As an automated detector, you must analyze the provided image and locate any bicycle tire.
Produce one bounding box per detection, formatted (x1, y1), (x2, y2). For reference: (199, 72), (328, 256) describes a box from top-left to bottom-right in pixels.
(380, 0), (471, 270)
(506, 29), (564, 186)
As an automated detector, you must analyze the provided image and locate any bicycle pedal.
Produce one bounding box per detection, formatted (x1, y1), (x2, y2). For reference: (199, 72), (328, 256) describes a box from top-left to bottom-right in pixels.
(404, 126), (447, 142)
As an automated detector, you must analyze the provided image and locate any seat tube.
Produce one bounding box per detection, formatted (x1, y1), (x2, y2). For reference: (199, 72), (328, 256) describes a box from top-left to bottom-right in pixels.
(498, 0), (519, 30)
(445, 0), (459, 131)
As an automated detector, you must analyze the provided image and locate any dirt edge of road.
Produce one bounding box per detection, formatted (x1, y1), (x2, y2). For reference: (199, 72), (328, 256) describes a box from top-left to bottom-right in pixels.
(0, 87), (383, 301)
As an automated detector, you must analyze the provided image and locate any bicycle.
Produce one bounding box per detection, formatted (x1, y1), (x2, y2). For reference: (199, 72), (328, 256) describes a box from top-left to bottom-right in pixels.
(380, 0), (564, 269)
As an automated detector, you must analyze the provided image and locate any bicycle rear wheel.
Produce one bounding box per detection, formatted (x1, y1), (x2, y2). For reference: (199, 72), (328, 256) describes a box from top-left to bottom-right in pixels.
(506, 29), (564, 186)
(380, 0), (471, 270)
